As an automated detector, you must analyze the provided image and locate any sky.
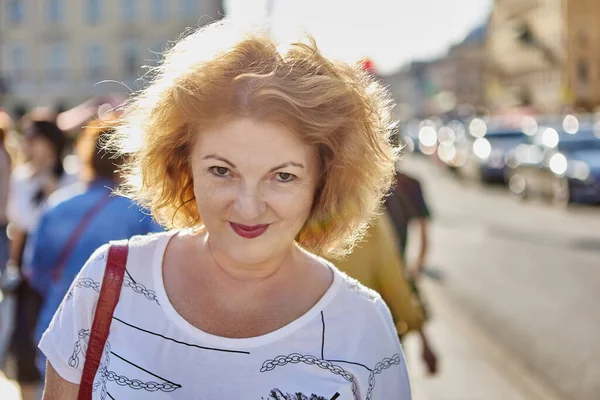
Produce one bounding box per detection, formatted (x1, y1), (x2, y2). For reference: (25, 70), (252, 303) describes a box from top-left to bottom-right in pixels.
(225, 0), (493, 75)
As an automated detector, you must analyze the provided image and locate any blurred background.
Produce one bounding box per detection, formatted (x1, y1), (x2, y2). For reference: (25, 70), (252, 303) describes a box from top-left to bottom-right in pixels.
(0, 1), (599, 400)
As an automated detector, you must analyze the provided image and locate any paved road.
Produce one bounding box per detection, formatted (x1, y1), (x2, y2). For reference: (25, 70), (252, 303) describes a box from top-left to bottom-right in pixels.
(402, 155), (600, 400)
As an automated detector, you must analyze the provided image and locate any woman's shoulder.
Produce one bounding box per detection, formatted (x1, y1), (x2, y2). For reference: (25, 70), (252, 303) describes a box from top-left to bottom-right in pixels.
(128, 229), (175, 253)
(81, 230), (175, 278)
(331, 266), (383, 305)
(327, 264), (397, 327)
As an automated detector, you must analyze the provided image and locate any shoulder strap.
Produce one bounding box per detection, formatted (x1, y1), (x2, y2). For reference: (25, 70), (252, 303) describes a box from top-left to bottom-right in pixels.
(78, 241), (128, 400)
(51, 191), (114, 282)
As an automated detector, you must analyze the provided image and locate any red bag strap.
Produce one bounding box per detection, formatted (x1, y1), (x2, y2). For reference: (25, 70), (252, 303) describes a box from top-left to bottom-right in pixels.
(51, 191), (114, 282)
(77, 241), (128, 400)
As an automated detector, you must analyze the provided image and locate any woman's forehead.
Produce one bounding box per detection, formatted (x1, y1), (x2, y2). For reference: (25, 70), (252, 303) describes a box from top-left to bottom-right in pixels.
(194, 118), (314, 159)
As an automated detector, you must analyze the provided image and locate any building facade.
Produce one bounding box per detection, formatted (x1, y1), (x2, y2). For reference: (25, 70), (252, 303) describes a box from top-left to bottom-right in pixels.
(449, 25), (487, 112)
(0, 0), (223, 115)
(381, 24), (487, 120)
(563, 0), (600, 110)
(380, 61), (431, 120)
(486, 0), (564, 113)
(486, 0), (600, 113)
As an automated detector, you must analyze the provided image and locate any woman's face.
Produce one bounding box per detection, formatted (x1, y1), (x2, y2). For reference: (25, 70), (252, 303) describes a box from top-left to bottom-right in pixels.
(191, 118), (320, 265)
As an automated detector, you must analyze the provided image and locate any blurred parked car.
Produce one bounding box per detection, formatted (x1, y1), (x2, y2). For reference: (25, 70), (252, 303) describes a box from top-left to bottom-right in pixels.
(505, 125), (600, 205)
(458, 121), (527, 183)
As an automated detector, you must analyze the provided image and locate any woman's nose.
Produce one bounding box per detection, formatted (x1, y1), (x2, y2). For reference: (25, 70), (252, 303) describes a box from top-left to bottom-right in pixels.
(233, 183), (266, 221)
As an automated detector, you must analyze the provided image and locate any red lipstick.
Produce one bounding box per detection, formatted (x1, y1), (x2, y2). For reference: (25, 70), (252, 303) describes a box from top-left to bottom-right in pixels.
(229, 222), (269, 239)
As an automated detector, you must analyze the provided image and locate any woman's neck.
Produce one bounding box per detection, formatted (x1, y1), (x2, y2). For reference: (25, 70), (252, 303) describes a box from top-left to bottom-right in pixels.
(189, 232), (312, 307)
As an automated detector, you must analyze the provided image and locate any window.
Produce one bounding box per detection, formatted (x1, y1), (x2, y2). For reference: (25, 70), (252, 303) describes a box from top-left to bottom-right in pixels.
(577, 59), (589, 84)
(181, 0), (196, 17)
(11, 45), (27, 82)
(8, 0), (24, 25)
(87, 44), (105, 80)
(47, 42), (67, 81)
(123, 41), (139, 77)
(122, 0), (137, 22)
(86, 0), (101, 23)
(151, 0), (166, 21)
(47, 0), (63, 23)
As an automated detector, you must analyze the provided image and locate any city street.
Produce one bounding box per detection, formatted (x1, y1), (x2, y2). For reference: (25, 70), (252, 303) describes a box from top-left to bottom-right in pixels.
(402, 155), (600, 400)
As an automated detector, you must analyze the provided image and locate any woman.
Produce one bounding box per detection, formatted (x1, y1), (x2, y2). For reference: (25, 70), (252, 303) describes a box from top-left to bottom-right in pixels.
(40, 21), (409, 399)
(6, 116), (76, 400)
(23, 119), (162, 376)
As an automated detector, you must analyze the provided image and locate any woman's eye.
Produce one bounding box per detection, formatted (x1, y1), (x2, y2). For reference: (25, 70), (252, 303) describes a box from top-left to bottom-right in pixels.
(275, 172), (296, 182)
(209, 166), (230, 177)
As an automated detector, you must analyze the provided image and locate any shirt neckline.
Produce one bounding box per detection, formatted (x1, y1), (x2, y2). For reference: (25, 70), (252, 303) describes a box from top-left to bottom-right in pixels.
(152, 230), (342, 349)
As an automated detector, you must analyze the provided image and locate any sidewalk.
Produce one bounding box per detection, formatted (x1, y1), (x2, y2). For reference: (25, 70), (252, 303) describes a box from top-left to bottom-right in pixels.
(403, 278), (563, 400)
(1, 279), (563, 400)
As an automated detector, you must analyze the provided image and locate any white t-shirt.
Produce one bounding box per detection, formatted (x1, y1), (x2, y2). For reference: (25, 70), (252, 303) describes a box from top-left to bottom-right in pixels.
(39, 231), (412, 400)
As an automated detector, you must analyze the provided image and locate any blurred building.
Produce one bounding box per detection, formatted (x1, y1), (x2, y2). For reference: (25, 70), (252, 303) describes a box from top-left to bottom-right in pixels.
(564, 0), (600, 110)
(381, 61), (431, 120)
(486, 0), (600, 113)
(382, 24), (487, 120)
(0, 0), (223, 116)
(450, 25), (487, 113)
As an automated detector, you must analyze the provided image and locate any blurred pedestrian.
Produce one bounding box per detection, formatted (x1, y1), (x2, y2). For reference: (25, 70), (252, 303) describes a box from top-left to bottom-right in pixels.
(39, 22), (410, 399)
(385, 168), (438, 375)
(333, 211), (425, 337)
(23, 118), (162, 376)
(0, 110), (15, 367)
(5, 117), (76, 400)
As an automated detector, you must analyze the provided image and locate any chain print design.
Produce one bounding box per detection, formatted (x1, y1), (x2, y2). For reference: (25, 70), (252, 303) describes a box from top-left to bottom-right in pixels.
(365, 354), (403, 400)
(69, 329), (90, 369)
(90, 250), (109, 263)
(76, 278), (101, 293)
(90, 342), (182, 398)
(261, 354), (358, 400)
(69, 277), (159, 305)
(94, 343), (112, 400)
(102, 371), (181, 392)
(122, 277), (160, 305)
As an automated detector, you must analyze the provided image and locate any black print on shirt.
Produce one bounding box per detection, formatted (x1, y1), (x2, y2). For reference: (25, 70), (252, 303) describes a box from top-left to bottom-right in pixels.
(89, 250), (109, 263)
(263, 389), (330, 400)
(76, 278), (101, 293)
(122, 276), (160, 305)
(112, 316), (251, 354)
(365, 354), (403, 400)
(261, 311), (405, 400)
(68, 271), (159, 305)
(69, 329), (90, 369)
(71, 337), (182, 399)
(260, 353), (359, 400)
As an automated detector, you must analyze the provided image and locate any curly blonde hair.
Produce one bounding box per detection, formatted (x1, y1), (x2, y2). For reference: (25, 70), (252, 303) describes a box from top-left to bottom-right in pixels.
(111, 20), (398, 258)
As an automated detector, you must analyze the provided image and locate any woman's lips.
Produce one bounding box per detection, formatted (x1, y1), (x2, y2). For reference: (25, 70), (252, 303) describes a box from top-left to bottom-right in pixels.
(229, 222), (270, 239)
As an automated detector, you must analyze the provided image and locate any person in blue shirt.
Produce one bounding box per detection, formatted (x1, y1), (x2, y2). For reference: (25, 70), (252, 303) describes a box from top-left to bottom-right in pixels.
(23, 117), (162, 375)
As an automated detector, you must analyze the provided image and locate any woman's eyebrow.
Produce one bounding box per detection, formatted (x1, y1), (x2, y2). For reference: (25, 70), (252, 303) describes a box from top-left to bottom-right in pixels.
(268, 162), (305, 173)
(202, 156), (304, 172)
(202, 154), (236, 168)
